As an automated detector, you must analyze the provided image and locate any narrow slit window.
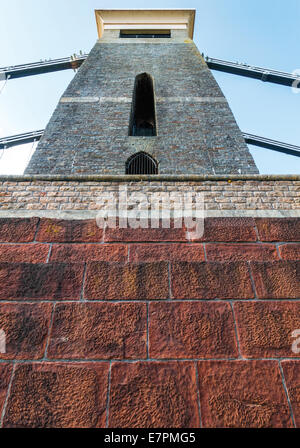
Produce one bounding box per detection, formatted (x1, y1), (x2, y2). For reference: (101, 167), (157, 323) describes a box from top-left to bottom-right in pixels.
(129, 73), (157, 137)
(126, 152), (158, 175)
(120, 30), (171, 38)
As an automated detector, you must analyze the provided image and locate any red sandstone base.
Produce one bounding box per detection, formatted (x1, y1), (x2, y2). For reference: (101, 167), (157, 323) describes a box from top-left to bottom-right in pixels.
(0, 217), (299, 428)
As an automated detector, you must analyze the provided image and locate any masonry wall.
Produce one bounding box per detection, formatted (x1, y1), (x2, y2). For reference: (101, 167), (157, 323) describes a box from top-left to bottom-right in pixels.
(25, 30), (258, 175)
(0, 216), (299, 427)
(1, 179), (299, 211)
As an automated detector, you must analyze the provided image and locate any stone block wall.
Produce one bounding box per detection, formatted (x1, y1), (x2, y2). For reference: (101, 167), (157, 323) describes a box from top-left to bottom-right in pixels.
(0, 178), (299, 211)
(0, 216), (299, 427)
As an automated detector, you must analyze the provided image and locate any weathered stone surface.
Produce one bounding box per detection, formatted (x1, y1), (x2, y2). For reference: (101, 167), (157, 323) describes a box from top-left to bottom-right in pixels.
(149, 302), (238, 359)
(105, 222), (187, 242)
(251, 261), (300, 299)
(0, 364), (13, 418)
(281, 361), (300, 427)
(0, 263), (84, 300)
(36, 219), (103, 242)
(85, 261), (169, 300)
(279, 244), (300, 260)
(50, 243), (127, 263)
(0, 216), (298, 428)
(0, 244), (49, 263)
(3, 363), (109, 428)
(129, 243), (205, 262)
(0, 303), (52, 359)
(206, 243), (278, 261)
(109, 362), (200, 428)
(0, 218), (39, 242)
(234, 302), (300, 358)
(197, 361), (293, 428)
(196, 218), (257, 242)
(1, 181), (299, 211)
(255, 218), (300, 241)
(48, 302), (147, 359)
(171, 262), (254, 299)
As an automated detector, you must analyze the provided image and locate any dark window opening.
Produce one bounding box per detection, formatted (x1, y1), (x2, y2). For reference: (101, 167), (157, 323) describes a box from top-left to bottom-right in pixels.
(126, 152), (158, 175)
(129, 73), (157, 137)
(120, 30), (171, 38)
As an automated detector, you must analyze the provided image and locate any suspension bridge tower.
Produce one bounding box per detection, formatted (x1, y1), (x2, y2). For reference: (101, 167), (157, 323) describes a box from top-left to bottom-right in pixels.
(25, 9), (258, 175)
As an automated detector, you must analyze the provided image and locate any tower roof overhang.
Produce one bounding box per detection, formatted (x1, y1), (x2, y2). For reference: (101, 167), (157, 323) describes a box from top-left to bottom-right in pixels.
(95, 9), (196, 39)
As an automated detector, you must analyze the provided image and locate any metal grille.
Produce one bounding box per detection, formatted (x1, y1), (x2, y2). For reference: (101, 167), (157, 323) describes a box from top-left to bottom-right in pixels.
(126, 152), (158, 175)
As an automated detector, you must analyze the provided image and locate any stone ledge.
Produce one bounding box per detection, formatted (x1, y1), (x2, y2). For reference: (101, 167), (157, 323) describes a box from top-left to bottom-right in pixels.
(0, 174), (299, 182)
(0, 210), (299, 219)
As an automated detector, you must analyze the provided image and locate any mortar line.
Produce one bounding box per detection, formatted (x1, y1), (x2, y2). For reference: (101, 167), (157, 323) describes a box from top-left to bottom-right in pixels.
(247, 261), (258, 300)
(105, 362), (112, 429)
(0, 363), (16, 428)
(168, 262), (173, 299)
(279, 362), (296, 428)
(194, 362), (203, 429)
(46, 243), (53, 263)
(33, 218), (41, 242)
(0, 240), (297, 246)
(0, 356), (300, 364)
(202, 242), (208, 262)
(43, 302), (56, 359)
(253, 221), (260, 242)
(274, 242), (280, 260)
(1, 298), (300, 304)
(146, 302), (150, 359)
(80, 263), (87, 301)
(229, 301), (243, 359)
(0, 241), (56, 246)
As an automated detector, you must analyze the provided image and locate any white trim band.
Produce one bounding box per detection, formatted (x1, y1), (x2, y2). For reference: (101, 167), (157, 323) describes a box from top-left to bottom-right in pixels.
(0, 210), (299, 220)
(60, 96), (227, 104)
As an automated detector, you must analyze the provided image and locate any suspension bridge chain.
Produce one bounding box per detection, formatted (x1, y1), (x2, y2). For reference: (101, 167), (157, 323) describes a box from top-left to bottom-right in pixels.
(242, 133), (300, 158)
(0, 53), (299, 158)
(0, 54), (88, 80)
(205, 57), (300, 88)
(0, 130), (299, 158)
(0, 130), (44, 149)
(0, 54), (299, 89)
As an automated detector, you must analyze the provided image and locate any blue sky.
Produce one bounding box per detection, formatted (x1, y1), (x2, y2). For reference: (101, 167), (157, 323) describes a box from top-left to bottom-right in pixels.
(0, 0), (299, 174)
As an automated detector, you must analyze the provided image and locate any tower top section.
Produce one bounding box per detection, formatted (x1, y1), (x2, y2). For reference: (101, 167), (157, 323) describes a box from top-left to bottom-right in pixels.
(95, 9), (196, 39)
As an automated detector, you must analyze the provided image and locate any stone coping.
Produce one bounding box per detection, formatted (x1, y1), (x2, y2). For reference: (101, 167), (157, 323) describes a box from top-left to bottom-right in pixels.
(0, 210), (299, 219)
(0, 174), (299, 182)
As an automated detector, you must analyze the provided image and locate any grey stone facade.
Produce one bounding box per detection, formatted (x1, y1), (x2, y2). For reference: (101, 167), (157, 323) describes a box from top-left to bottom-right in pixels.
(26, 30), (258, 175)
(1, 177), (299, 211)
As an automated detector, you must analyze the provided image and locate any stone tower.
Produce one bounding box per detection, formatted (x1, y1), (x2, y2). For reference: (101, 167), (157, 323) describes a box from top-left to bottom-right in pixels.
(25, 9), (258, 175)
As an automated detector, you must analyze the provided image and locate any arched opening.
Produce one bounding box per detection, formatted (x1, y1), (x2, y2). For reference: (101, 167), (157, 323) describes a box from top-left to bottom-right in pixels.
(126, 152), (158, 175)
(129, 73), (157, 137)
